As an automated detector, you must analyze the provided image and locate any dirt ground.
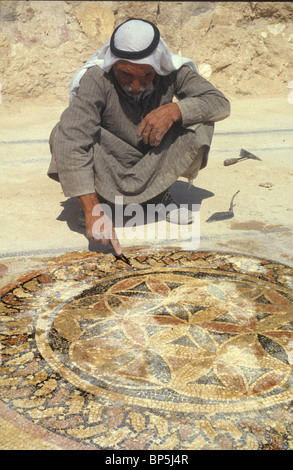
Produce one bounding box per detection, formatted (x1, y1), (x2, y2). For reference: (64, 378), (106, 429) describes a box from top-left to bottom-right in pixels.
(0, 95), (293, 289)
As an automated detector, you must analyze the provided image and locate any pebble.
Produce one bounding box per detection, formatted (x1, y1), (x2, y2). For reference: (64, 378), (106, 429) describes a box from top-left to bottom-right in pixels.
(259, 182), (274, 188)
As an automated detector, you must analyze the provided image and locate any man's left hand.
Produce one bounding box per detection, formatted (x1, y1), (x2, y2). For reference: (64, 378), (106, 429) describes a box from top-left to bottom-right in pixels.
(137, 103), (182, 147)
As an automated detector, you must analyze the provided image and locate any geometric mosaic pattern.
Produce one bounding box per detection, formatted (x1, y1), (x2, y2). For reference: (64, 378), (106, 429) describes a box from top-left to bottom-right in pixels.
(1, 249), (293, 449)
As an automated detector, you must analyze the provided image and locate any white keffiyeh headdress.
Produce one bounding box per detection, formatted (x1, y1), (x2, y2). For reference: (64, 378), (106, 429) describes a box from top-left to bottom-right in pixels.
(70, 18), (197, 101)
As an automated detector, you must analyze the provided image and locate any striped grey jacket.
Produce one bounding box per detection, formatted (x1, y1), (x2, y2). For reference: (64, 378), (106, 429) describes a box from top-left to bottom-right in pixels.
(48, 64), (230, 204)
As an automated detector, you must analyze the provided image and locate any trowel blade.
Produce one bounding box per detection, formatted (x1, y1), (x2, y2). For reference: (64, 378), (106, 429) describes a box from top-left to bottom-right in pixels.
(206, 211), (234, 223)
(240, 148), (262, 161)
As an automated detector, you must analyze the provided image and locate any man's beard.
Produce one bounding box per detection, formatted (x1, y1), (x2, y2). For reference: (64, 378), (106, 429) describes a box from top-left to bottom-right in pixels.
(121, 82), (153, 97)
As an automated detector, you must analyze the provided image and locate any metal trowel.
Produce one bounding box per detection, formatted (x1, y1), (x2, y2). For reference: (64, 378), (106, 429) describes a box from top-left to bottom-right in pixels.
(224, 149), (262, 166)
(206, 190), (240, 223)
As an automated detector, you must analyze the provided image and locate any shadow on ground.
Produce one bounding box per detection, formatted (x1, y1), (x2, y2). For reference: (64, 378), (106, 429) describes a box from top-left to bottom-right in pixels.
(56, 181), (214, 253)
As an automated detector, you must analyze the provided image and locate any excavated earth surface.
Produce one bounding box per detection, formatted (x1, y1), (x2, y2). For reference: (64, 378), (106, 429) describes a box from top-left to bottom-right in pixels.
(0, 0), (293, 452)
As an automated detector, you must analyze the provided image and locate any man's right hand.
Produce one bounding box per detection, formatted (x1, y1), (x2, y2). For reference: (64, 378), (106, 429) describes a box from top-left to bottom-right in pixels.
(77, 193), (122, 255)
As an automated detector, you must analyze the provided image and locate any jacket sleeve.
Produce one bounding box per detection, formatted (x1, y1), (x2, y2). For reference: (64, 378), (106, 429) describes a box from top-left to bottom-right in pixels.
(174, 65), (231, 129)
(50, 67), (105, 197)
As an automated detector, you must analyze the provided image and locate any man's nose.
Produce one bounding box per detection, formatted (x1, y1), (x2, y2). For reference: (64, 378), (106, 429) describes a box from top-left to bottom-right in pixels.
(130, 78), (141, 90)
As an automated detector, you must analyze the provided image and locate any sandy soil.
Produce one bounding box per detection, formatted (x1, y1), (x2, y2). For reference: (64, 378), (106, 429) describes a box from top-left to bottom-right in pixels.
(0, 95), (292, 289)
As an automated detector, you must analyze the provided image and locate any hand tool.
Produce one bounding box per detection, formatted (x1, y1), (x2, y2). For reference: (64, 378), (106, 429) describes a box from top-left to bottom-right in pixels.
(114, 253), (133, 267)
(224, 148), (262, 166)
(206, 190), (240, 223)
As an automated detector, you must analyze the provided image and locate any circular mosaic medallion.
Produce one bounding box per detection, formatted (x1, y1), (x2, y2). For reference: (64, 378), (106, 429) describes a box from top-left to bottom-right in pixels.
(1, 250), (293, 450)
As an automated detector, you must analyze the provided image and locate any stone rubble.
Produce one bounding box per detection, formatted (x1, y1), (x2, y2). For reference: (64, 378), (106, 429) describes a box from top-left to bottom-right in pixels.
(0, 1), (292, 103)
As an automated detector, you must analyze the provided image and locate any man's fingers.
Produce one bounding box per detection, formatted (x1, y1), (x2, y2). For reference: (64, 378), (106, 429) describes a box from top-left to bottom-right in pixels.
(137, 121), (145, 138)
(111, 236), (122, 256)
(149, 127), (164, 146)
(138, 116), (170, 146)
(138, 104), (181, 146)
(88, 216), (122, 254)
(137, 117), (150, 138)
(91, 231), (121, 254)
(140, 123), (153, 144)
(139, 123), (165, 146)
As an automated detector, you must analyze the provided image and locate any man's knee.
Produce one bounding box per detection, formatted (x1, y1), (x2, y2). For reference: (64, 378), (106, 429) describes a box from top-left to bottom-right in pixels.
(180, 145), (209, 180)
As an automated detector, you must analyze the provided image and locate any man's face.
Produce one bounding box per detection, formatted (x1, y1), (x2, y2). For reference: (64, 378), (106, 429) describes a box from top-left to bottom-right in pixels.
(113, 61), (156, 97)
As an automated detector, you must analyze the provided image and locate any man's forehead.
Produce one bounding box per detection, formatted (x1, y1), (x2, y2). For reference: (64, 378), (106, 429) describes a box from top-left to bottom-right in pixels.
(114, 60), (156, 75)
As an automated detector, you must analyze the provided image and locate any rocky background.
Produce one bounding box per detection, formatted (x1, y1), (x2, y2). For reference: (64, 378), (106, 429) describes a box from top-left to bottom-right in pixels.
(0, 1), (293, 103)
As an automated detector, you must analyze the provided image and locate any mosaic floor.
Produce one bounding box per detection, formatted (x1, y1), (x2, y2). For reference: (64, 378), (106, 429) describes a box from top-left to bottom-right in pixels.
(1, 249), (293, 450)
